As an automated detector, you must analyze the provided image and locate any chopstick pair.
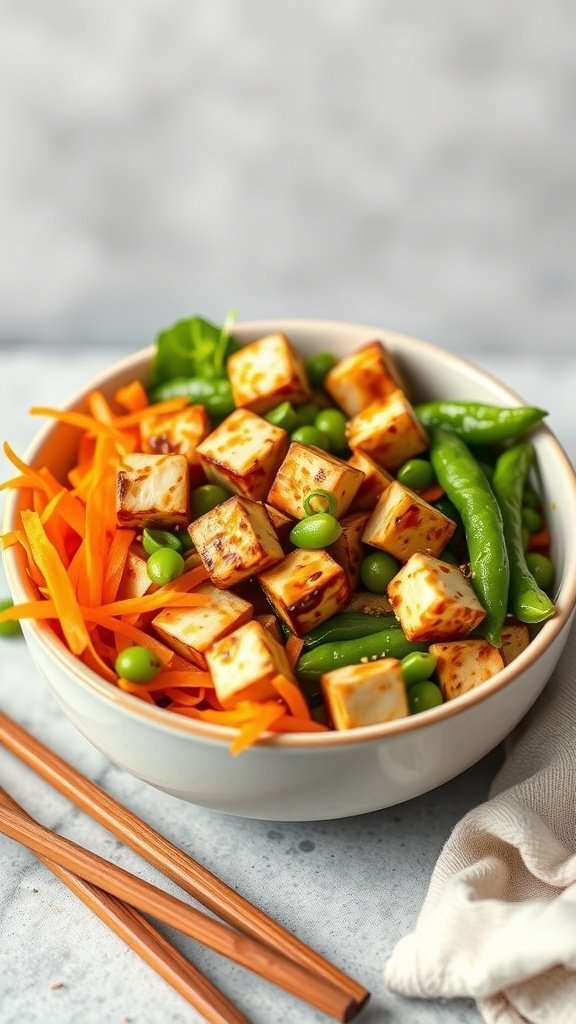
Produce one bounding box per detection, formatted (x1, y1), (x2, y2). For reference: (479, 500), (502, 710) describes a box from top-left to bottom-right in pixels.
(0, 711), (369, 1022)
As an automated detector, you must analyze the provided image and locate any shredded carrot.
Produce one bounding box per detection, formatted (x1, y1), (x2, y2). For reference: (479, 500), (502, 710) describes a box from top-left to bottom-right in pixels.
(230, 704), (286, 755)
(270, 674), (311, 720)
(163, 564), (209, 593)
(95, 590), (209, 617)
(0, 600), (57, 623)
(285, 635), (305, 669)
(102, 530), (136, 604)
(29, 406), (128, 444)
(117, 671), (210, 694)
(528, 528), (551, 551)
(419, 484), (444, 503)
(115, 380), (148, 412)
(87, 390), (116, 425)
(164, 688), (206, 707)
(0, 531), (19, 549)
(269, 715), (330, 733)
(113, 397), (190, 428)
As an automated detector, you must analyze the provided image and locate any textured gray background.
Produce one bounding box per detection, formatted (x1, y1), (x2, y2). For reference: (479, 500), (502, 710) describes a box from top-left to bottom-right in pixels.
(1, 0), (575, 354)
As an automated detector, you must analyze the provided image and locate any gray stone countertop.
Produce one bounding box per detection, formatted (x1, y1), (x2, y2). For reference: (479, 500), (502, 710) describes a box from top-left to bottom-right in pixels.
(0, 346), (573, 1024)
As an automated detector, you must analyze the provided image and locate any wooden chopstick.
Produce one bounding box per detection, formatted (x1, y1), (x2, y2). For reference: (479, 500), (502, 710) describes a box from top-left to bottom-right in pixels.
(0, 803), (358, 1022)
(0, 787), (248, 1024)
(0, 711), (368, 1010)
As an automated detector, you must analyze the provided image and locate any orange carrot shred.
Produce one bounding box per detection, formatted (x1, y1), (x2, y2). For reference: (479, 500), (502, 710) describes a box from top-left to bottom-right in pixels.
(117, 671), (210, 694)
(285, 635), (305, 669)
(269, 715), (330, 733)
(87, 390), (115, 425)
(115, 380), (148, 413)
(528, 528), (551, 551)
(230, 703), (286, 755)
(270, 674), (311, 720)
(95, 591), (209, 617)
(113, 398), (190, 429)
(419, 484), (444, 503)
(0, 600), (57, 623)
(29, 407), (126, 444)
(102, 530), (136, 604)
(164, 688), (206, 707)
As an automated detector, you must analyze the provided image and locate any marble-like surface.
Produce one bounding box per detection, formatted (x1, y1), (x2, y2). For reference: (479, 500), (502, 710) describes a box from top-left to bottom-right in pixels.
(1, 1), (575, 354)
(0, 347), (574, 1024)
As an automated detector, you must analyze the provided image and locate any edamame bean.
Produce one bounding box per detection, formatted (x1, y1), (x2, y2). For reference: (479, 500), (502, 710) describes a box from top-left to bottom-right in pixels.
(525, 552), (555, 592)
(396, 459), (435, 491)
(408, 681), (443, 714)
(291, 425), (331, 451)
(401, 651), (438, 686)
(359, 552), (400, 593)
(146, 548), (185, 585)
(265, 402), (298, 432)
(305, 353), (336, 389)
(290, 513), (342, 549)
(142, 528), (183, 556)
(314, 409), (348, 454)
(192, 484), (230, 518)
(294, 402), (320, 427)
(521, 507), (543, 534)
(115, 646), (162, 683)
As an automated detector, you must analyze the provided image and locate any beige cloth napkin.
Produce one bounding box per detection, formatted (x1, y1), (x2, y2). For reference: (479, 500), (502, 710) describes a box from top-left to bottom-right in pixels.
(385, 619), (576, 1024)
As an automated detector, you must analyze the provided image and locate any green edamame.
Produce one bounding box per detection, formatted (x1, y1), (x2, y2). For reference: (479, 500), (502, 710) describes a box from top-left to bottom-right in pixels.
(525, 552), (555, 592)
(265, 402), (298, 432)
(408, 681), (443, 714)
(291, 425), (331, 450)
(396, 459), (435, 491)
(360, 552), (400, 593)
(149, 377), (234, 420)
(305, 353), (336, 389)
(296, 630), (428, 681)
(314, 409), (348, 453)
(115, 646), (162, 683)
(521, 507), (543, 535)
(192, 484), (230, 518)
(294, 402), (320, 427)
(430, 427), (509, 646)
(492, 444), (555, 624)
(142, 528), (183, 556)
(401, 651), (438, 686)
(146, 548), (185, 585)
(416, 402), (547, 444)
(301, 611), (399, 649)
(290, 513), (342, 550)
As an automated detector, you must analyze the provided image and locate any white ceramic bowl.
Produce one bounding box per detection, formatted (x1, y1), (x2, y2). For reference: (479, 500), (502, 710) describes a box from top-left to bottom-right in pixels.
(4, 321), (576, 820)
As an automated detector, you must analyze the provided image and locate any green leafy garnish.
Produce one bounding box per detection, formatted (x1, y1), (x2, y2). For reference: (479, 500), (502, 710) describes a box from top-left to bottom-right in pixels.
(150, 313), (239, 387)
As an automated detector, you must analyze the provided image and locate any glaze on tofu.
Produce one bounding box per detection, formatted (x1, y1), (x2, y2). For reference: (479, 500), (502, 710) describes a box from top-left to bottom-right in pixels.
(348, 451), (394, 512)
(500, 619), (530, 665)
(188, 496), (283, 588)
(347, 390), (429, 470)
(267, 443), (365, 521)
(116, 544), (152, 601)
(197, 409), (289, 501)
(140, 405), (210, 484)
(322, 659), (409, 729)
(363, 481), (456, 562)
(152, 583), (252, 669)
(387, 552), (486, 642)
(328, 512), (369, 588)
(116, 453), (189, 529)
(205, 620), (294, 706)
(228, 333), (310, 414)
(324, 341), (401, 418)
(259, 548), (351, 636)
(430, 639), (505, 700)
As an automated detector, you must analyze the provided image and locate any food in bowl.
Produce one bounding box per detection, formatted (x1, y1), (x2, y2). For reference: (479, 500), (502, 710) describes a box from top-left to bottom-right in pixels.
(1, 315), (557, 756)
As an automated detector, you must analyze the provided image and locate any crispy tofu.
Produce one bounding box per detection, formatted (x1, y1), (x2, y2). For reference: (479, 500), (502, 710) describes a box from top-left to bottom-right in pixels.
(500, 619), (530, 666)
(140, 405), (210, 484)
(116, 545), (152, 601)
(262, 503), (294, 547)
(363, 481), (455, 562)
(347, 591), (393, 615)
(206, 620), (294, 706)
(430, 640), (505, 700)
(324, 341), (401, 418)
(267, 443), (364, 521)
(387, 552), (486, 642)
(152, 583), (252, 669)
(259, 548), (351, 636)
(188, 496), (283, 588)
(228, 333), (310, 415)
(116, 453), (189, 529)
(348, 452), (394, 512)
(197, 409), (289, 501)
(347, 390), (429, 470)
(322, 659), (409, 729)
(328, 512), (369, 587)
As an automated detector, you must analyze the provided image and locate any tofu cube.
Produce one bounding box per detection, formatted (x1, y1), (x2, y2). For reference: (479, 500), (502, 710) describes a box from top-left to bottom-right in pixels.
(116, 544), (152, 601)
(197, 409), (289, 501)
(500, 619), (530, 666)
(267, 443), (364, 521)
(116, 453), (189, 529)
(324, 341), (401, 418)
(430, 640), (505, 700)
(259, 548), (351, 636)
(321, 659), (408, 730)
(152, 583), (252, 669)
(387, 552), (486, 642)
(328, 512), (369, 587)
(348, 451), (394, 512)
(363, 481), (455, 562)
(347, 390), (429, 470)
(228, 333), (310, 414)
(256, 613), (283, 643)
(262, 503), (294, 547)
(206, 620), (294, 706)
(188, 496), (283, 588)
(140, 405), (210, 484)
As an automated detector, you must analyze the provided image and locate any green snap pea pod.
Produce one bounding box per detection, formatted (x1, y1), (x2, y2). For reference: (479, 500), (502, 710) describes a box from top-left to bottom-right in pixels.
(492, 444), (555, 624)
(430, 427), (509, 646)
(149, 377), (234, 420)
(416, 402), (547, 444)
(296, 630), (427, 681)
(301, 611), (399, 650)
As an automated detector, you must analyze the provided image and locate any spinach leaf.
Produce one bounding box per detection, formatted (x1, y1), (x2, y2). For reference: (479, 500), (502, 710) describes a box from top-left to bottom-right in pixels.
(150, 312), (239, 387)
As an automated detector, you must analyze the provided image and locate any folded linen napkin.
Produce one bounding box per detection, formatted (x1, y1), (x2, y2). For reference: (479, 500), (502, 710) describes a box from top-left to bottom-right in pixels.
(385, 618), (576, 1024)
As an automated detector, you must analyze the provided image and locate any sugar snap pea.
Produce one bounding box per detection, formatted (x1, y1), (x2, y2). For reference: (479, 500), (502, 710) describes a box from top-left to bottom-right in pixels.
(296, 630), (427, 681)
(430, 427), (509, 646)
(492, 443), (555, 624)
(416, 402), (547, 444)
(301, 611), (399, 649)
(149, 377), (234, 420)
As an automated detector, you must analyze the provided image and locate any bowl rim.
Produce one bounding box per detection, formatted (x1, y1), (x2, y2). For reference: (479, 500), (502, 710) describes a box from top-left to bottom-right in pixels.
(4, 319), (576, 751)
